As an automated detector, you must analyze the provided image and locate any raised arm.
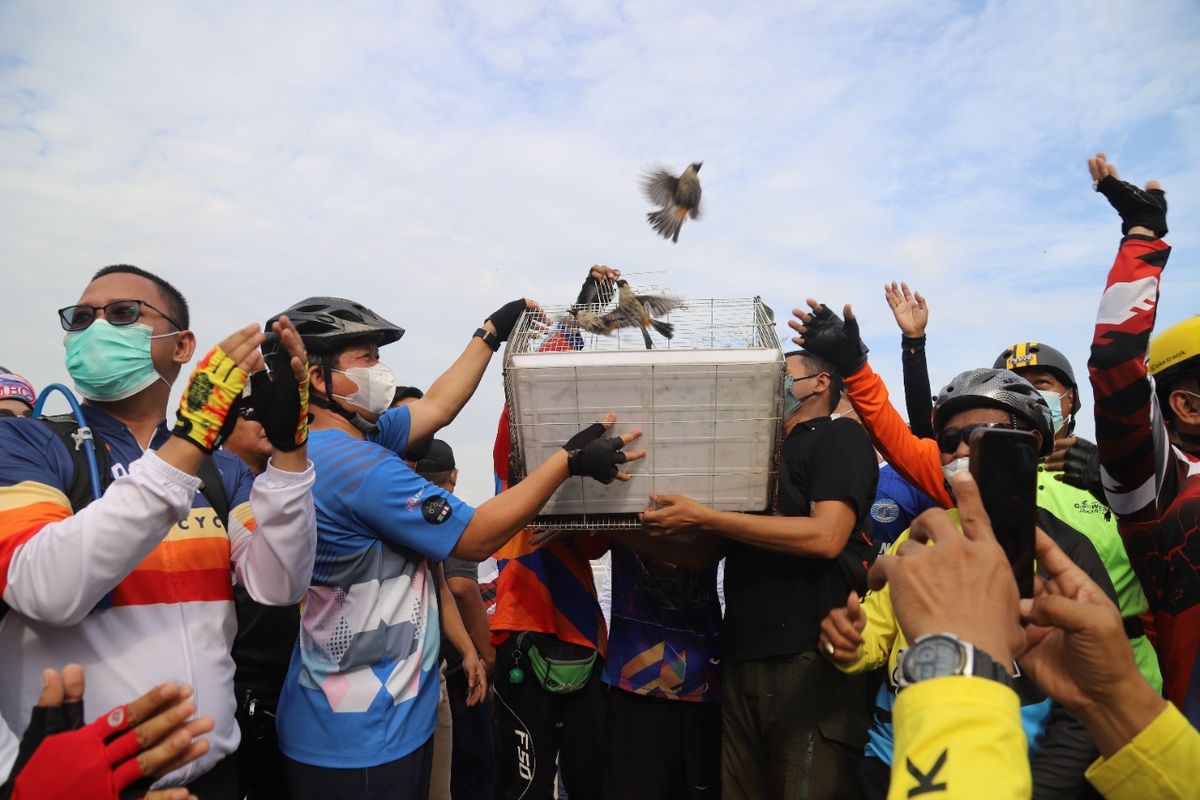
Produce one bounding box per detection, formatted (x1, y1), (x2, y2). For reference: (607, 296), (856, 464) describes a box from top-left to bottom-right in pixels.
(884, 281), (935, 439)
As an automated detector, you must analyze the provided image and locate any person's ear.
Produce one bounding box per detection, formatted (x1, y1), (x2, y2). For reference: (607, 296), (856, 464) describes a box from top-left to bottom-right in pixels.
(309, 364), (328, 396)
(1168, 387), (1200, 425)
(173, 330), (197, 365)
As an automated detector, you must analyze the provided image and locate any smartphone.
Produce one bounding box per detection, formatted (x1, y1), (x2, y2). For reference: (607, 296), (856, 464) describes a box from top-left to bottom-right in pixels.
(969, 427), (1037, 598)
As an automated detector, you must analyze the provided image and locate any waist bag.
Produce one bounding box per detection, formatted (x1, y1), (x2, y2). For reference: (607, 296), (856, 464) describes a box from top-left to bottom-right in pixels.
(516, 632), (598, 695)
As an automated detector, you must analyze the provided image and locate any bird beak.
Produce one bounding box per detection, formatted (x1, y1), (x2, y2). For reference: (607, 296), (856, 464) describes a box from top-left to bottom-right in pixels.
(693, 162), (703, 172)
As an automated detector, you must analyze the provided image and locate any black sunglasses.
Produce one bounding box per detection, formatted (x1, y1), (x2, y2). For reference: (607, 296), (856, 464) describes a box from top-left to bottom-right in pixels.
(935, 422), (1012, 454)
(58, 299), (183, 333)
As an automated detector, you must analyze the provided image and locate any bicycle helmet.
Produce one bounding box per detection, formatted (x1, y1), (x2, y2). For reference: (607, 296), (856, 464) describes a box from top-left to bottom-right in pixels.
(267, 297), (404, 354)
(933, 368), (1054, 456)
(266, 298), (404, 435)
(0, 367), (36, 408)
(993, 341), (1081, 417)
(1148, 315), (1200, 420)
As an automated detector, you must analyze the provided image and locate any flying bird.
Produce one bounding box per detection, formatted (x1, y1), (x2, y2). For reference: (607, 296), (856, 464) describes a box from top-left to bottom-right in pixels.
(643, 162), (702, 243)
(571, 279), (683, 349)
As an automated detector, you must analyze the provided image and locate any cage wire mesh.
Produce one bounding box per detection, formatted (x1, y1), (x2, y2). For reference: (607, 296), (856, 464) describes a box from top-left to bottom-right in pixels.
(503, 293), (785, 532)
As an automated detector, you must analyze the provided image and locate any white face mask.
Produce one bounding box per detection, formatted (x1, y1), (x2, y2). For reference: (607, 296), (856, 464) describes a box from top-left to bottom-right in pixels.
(1038, 389), (1067, 435)
(942, 456), (970, 483)
(333, 363), (397, 417)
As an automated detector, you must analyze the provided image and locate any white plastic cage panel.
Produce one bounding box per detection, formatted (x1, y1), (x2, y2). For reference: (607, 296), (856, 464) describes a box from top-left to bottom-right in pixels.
(505, 347), (784, 517)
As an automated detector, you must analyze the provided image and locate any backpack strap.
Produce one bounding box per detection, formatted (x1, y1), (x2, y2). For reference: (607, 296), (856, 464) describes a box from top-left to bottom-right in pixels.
(196, 455), (232, 528)
(39, 414), (114, 514)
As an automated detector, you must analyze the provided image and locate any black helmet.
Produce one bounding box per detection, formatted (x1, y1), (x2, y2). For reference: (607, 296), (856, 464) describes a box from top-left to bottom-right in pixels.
(933, 368), (1054, 456)
(993, 341), (1081, 416)
(267, 297), (404, 354)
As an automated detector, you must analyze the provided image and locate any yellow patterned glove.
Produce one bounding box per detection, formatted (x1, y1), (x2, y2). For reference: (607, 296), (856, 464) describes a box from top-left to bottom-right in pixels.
(172, 346), (248, 452)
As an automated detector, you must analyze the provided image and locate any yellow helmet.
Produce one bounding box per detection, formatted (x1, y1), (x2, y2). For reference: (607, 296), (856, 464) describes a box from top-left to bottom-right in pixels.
(1148, 316), (1200, 379)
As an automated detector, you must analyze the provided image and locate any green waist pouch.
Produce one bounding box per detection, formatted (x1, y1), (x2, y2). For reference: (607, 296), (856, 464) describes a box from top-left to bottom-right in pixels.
(516, 632), (598, 695)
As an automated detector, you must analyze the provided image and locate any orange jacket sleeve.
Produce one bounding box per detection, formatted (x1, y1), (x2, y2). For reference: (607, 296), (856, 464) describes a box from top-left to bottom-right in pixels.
(843, 362), (953, 509)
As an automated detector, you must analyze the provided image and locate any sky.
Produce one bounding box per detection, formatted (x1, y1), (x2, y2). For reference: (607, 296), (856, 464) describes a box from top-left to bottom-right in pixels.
(2, 0), (1198, 506)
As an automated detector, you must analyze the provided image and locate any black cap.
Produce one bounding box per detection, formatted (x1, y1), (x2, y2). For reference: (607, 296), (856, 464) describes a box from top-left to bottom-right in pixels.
(414, 439), (456, 476)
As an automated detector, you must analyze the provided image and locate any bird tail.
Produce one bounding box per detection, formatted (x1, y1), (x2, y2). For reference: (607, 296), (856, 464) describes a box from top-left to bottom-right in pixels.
(647, 206), (685, 243)
(649, 318), (674, 340)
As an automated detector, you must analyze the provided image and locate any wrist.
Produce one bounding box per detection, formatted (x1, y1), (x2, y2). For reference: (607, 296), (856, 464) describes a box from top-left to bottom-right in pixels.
(1125, 225), (1157, 238)
(1075, 675), (1167, 757)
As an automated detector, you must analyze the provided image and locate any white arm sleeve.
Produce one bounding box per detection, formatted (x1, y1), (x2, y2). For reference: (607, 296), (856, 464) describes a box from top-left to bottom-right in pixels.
(230, 459), (317, 606)
(3, 451), (201, 626)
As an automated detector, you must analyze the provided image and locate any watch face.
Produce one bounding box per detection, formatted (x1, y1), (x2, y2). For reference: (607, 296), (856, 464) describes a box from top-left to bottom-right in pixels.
(904, 637), (965, 682)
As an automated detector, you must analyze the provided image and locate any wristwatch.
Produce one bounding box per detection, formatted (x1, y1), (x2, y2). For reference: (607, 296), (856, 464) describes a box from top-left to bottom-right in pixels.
(897, 633), (1013, 689)
(473, 327), (501, 352)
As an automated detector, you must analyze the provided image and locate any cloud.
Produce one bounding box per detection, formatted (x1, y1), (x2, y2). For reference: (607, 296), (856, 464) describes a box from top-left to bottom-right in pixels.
(1, 0), (1198, 505)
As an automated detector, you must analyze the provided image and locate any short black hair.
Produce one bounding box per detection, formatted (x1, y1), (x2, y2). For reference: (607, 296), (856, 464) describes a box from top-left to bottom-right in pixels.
(91, 264), (190, 330)
(393, 386), (424, 405)
(786, 351), (843, 415)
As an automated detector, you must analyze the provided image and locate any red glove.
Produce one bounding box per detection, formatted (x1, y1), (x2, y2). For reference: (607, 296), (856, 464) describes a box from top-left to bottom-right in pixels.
(11, 703), (145, 799)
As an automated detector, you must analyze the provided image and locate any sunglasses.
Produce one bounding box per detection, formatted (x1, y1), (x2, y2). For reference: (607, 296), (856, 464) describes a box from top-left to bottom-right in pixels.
(58, 299), (182, 333)
(935, 422), (1014, 454)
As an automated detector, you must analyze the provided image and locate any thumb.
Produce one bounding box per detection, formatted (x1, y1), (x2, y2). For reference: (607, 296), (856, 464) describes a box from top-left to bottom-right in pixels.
(847, 591), (864, 625)
(651, 494), (678, 507)
(37, 668), (65, 707)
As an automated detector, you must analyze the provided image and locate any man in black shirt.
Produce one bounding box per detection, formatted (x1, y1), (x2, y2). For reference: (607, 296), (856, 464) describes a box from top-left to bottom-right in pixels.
(642, 350), (879, 798)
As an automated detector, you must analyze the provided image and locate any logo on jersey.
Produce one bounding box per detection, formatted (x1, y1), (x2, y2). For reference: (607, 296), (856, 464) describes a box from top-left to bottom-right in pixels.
(406, 487), (425, 511)
(871, 499), (900, 524)
(422, 496), (453, 525)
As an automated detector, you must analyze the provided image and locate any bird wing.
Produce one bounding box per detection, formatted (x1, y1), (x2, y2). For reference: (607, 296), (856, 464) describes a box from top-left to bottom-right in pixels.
(636, 293), (684, 316)
(642, 169), (679, 207)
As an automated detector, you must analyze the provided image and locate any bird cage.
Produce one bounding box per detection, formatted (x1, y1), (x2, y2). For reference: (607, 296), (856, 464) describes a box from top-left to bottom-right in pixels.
(503, 294), (785, 531)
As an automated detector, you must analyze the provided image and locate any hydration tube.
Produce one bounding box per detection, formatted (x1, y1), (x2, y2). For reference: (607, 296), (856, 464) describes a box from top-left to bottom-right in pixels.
(32, 383), (102, 502)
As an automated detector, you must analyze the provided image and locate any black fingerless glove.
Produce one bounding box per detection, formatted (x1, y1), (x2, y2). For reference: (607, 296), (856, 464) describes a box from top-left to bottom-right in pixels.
(567, 437), (628, 484)
(1096, 175), (1168, 238)
(248, 354), (310, 452)
(574, 275), (616, 308)
(563, 422), (627, 484)
(486, 299), (530, 343)
(563, 422), (606, 452)
(1061, 437), (1107, 507)
(801, 304), (869, 376)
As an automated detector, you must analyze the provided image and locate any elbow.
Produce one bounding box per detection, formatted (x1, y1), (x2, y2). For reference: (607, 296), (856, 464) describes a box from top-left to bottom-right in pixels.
(450, 541), (492, 562)
(8, 592), (93, 627)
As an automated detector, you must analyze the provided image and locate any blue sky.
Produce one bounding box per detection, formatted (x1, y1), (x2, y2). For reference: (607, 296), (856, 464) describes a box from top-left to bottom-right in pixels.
(3, 1), (1198, 505)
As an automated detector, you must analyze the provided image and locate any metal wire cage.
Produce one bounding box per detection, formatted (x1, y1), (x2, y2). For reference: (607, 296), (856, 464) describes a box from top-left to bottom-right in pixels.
(503, 295), (785, 532)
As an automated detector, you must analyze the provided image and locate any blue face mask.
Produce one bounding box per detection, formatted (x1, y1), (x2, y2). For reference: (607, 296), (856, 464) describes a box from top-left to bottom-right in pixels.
(783, 373), (815, 419)
(64, 320), (174, 401)
(1038, 389), (1066, 435)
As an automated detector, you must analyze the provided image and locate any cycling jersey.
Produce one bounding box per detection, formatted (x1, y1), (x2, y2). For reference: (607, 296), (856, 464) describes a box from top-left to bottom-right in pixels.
(1089, 233), (1200, 724)
(276, 405), (474, 769)
(0, 409), (316, 788)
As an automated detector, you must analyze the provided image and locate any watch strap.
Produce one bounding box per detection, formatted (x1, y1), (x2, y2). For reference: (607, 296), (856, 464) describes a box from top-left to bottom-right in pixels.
(473, 327), (501, 352)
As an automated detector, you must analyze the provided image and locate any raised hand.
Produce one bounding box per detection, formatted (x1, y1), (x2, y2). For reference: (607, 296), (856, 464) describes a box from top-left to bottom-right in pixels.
(787, 298), (869, 376)
(883, 281), (928, 338)
(1087, 152), (1167, 238)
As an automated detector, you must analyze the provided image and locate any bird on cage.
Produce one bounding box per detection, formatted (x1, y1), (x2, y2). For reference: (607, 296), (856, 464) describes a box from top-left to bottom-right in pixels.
(570, 279), (682, 349)
(642, 162), (702, 243)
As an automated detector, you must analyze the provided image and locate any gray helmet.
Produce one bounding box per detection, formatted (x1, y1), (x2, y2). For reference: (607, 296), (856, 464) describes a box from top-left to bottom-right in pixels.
(933, 368), (1054, 456)
(993, 341), (1081, 416)
(267, 297), (404, 355)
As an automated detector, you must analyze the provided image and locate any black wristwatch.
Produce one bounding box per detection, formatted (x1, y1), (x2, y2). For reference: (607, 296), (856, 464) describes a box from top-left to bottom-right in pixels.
(897, 633), (1014, 689)
(473, 327), (501, 352)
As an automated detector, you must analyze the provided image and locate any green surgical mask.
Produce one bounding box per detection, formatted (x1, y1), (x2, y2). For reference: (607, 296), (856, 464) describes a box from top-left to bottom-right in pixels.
(64, 320), (174, 401)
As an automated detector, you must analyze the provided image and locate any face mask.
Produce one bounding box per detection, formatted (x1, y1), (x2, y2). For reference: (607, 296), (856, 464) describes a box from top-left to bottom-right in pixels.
(942, 456), (970, 483)
(334, 363), (396, 417)
(1038, 390), (1066, 435)
(64, 320), (174, 402)
(783, 374), (816, 420)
